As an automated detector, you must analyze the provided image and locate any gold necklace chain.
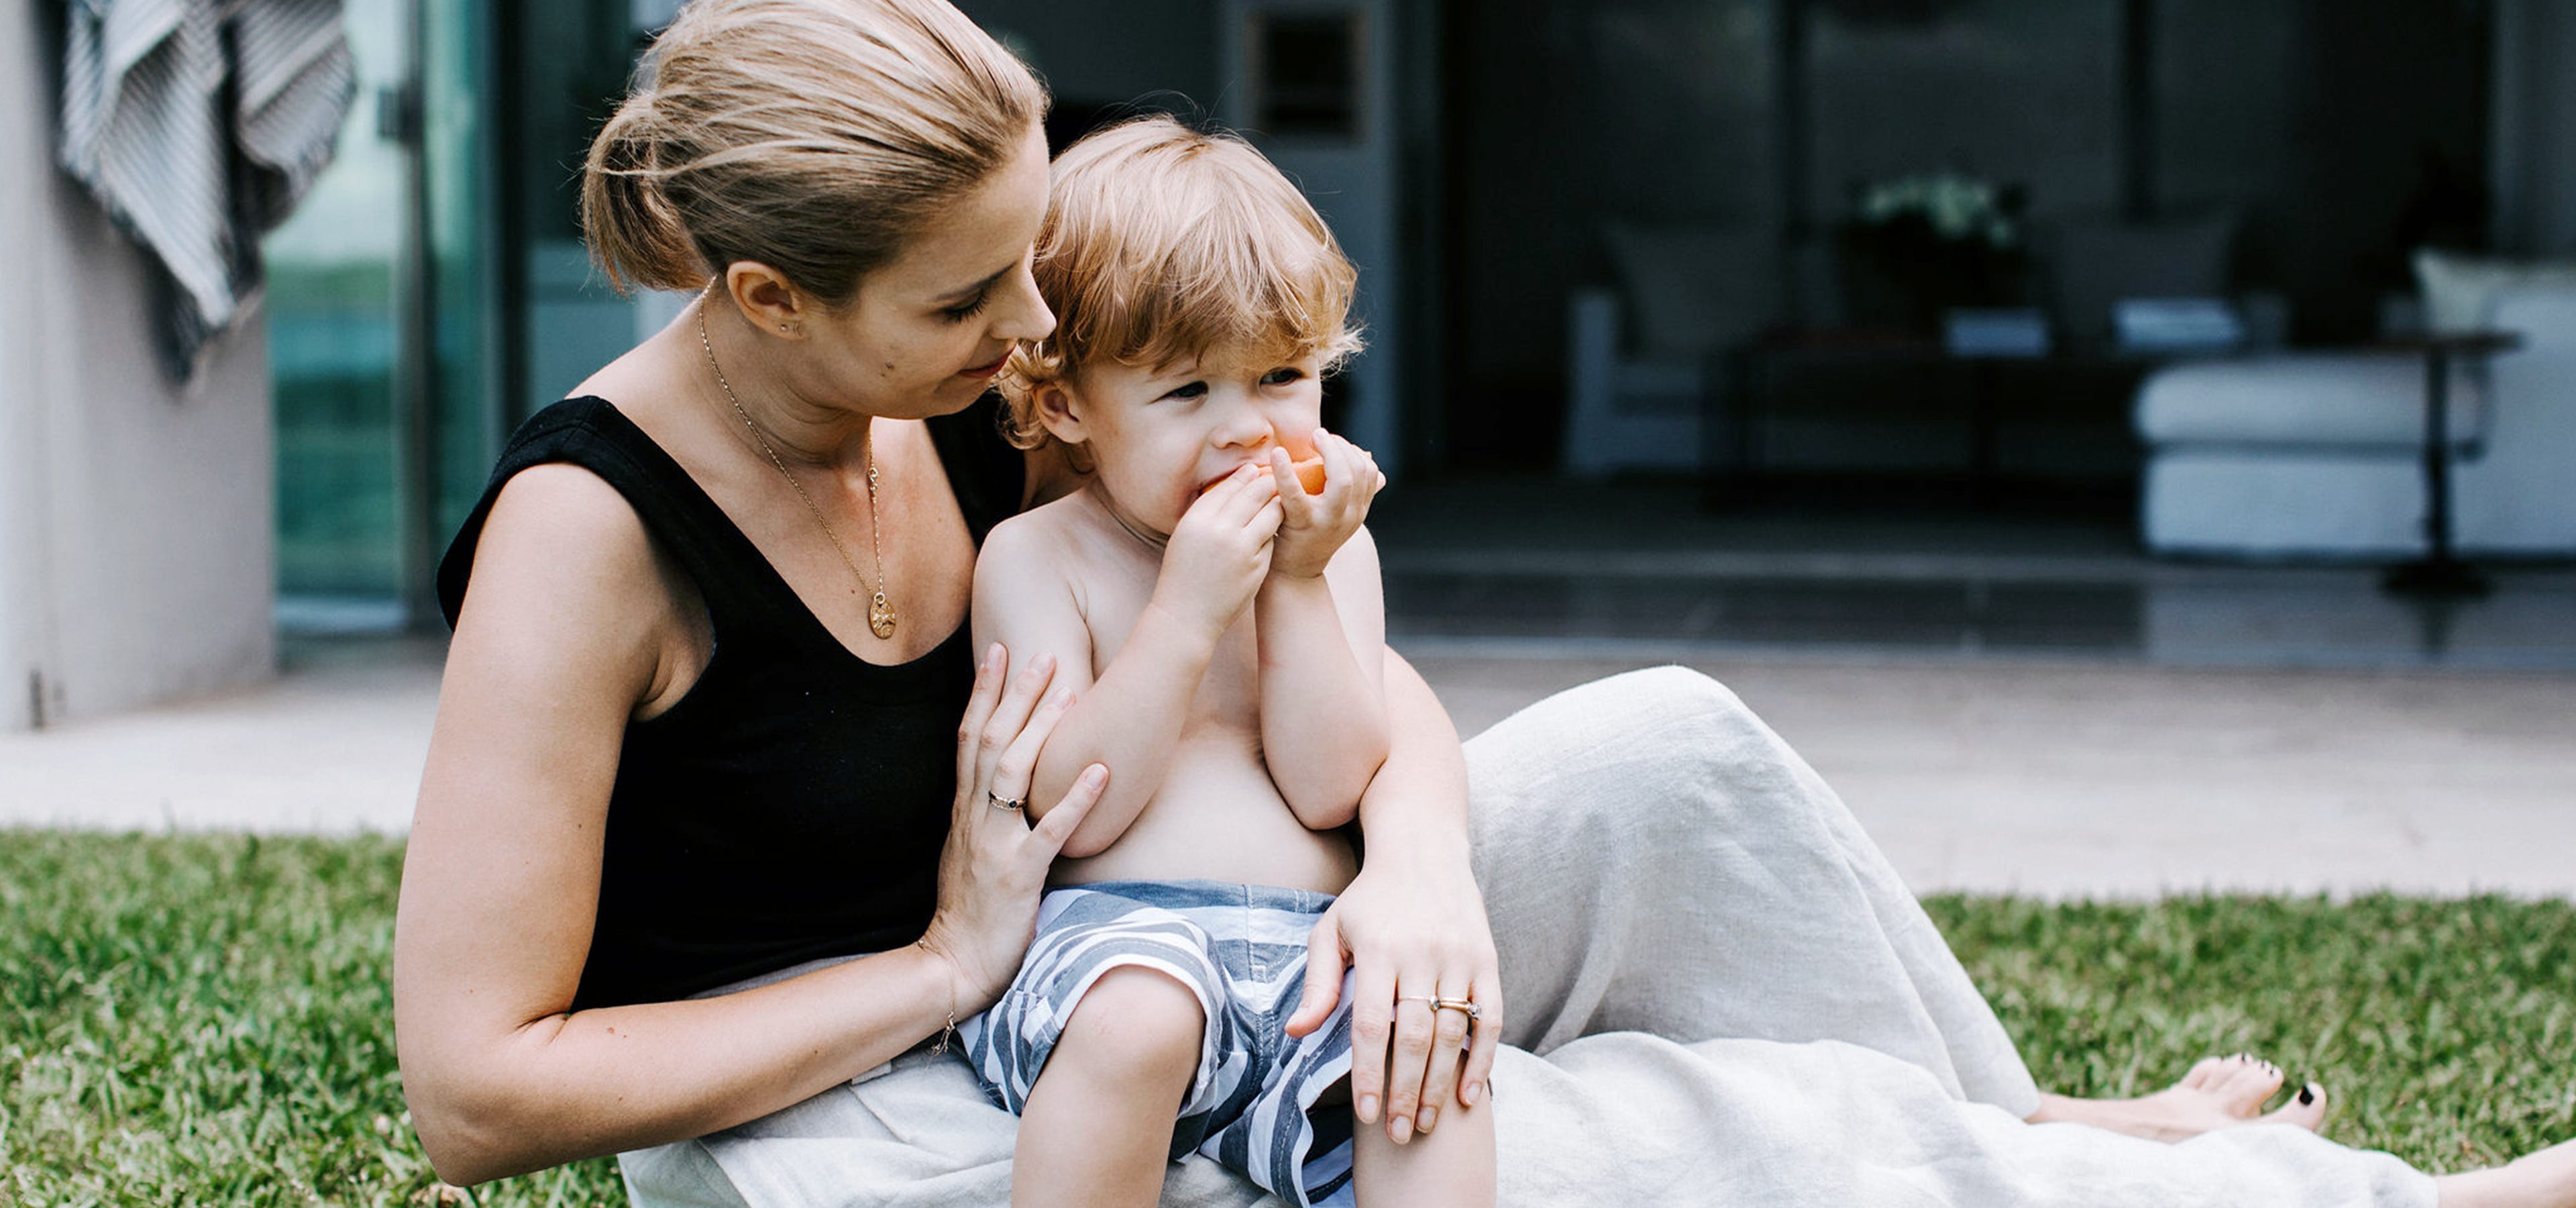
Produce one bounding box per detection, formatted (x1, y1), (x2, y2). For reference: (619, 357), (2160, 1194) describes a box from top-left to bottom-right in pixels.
(698, 303), (898, 640)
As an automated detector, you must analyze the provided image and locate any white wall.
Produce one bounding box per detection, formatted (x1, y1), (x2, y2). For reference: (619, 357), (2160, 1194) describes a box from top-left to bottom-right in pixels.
(1, 0), (277, 732)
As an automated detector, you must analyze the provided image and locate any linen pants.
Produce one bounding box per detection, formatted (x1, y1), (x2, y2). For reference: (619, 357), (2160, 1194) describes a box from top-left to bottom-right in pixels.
(620, 667), (2433, 1208)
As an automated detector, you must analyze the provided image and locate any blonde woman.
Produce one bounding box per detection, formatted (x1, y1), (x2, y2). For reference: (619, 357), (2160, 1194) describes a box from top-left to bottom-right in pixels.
(393, 1), (2576, 1205)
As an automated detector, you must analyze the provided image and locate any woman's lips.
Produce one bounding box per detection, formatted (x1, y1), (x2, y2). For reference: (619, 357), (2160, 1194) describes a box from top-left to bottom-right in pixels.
(959, 353), (1010, 379)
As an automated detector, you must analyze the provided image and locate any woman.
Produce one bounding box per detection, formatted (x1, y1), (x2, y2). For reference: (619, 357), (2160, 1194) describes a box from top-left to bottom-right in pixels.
(393, 1), (2576, 1204)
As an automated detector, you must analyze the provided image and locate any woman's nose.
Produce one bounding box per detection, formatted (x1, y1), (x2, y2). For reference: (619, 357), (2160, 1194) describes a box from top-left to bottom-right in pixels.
(993, 258), (1055, 344)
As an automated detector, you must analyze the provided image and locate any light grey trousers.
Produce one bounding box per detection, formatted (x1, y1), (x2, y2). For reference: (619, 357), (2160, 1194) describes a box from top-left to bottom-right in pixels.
(622, 667), (2434, 1207)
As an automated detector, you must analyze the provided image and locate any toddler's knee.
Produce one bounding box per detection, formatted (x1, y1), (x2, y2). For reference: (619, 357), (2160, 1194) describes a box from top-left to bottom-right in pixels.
(1053, 966), (1208, 1097)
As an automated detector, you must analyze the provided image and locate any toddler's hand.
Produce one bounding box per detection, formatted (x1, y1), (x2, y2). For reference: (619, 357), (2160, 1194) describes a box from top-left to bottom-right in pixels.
(1152, 464), (1283, 637)
(1269, 431), (1382, 580)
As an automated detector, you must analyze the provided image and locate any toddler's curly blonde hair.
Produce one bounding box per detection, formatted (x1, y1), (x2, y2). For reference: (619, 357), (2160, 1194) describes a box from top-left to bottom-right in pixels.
(998, 115), (1364, 450)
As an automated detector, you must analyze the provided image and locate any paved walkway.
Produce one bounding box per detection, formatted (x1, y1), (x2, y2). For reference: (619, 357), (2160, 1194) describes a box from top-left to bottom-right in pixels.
(6, 635), (2571, 899)
(1413, 650), (2576, 899)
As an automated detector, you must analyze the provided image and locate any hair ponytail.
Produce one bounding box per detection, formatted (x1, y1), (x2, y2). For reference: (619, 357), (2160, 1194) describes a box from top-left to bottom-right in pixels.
(582, 95), (706, 293)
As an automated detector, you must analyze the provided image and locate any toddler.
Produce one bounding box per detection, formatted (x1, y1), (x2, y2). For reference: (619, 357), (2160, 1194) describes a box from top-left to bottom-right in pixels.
(957, 116), (1495, 1208)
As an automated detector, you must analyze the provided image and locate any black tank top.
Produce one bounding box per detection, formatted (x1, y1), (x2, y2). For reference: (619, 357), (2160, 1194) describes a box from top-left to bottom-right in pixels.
(435, 394), (1025, 1011)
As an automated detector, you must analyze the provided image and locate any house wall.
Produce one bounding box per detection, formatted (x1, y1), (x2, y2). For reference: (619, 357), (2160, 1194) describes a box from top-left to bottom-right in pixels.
(0, 0), (277, 731)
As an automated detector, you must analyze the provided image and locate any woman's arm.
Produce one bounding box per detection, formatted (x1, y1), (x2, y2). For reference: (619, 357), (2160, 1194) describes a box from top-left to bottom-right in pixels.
(396, 467), (1093, 1185)
(1282, 648), (1501, 1142)
(1254, 526), (1389, 828)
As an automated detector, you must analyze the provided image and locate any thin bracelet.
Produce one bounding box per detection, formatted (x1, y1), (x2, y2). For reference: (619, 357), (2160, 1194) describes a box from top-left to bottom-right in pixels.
(914, 938), (960, 1054)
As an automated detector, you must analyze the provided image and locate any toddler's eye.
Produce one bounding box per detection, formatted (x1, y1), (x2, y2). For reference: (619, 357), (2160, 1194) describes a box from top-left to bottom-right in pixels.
(1261, 368), (1305, 386)
(1163, 381), (1208, 401)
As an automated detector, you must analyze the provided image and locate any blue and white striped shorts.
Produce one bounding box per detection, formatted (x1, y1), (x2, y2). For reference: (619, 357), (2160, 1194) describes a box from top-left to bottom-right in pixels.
(957, 879), (1358, 1208)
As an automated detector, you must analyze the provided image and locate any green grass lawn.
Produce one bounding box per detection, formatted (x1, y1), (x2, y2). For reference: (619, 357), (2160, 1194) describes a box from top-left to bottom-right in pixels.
(4, 832), (2571, 1205)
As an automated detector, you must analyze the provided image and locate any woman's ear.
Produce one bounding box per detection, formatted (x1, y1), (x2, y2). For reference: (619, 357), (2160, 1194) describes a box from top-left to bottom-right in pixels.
(1033, 381), (1087, 446)
(722, 261), (806, 338)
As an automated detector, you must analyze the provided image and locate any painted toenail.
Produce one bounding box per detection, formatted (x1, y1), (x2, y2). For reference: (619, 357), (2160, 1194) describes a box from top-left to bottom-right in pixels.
(2298, 1085), (2316, 1105)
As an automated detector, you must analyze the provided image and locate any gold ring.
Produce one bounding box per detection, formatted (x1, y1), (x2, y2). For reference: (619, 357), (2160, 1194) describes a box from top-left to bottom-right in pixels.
(1397, 995), (1481, 1022)
(985, 790), (1026, 812)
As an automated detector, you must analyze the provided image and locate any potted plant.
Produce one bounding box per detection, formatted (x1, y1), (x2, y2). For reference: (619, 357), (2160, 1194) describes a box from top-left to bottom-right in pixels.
(1837, 170), (2031, 334)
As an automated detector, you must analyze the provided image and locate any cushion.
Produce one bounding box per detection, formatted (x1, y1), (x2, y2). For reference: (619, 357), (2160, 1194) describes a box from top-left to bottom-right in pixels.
(1601, 223), (1778, 359)
(2412, 248), (2576, 334)
(2044, 213), (2237, 344)
(2134, 352), (2481, 448)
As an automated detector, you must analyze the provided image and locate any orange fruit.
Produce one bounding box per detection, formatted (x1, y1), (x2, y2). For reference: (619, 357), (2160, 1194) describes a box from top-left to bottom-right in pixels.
(1202, 457), (1328, 496)
(1283, 456), (1328, 495)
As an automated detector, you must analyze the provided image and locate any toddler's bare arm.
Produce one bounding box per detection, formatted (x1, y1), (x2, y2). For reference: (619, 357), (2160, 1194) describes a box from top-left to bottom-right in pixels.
(981, 471), (1281, 857)
(1255, 524), (1389, 829)
(971, 517), (1210, 858)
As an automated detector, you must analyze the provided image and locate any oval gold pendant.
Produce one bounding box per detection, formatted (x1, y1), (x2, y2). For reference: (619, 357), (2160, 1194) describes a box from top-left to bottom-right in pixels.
(869, 591), (898, 640)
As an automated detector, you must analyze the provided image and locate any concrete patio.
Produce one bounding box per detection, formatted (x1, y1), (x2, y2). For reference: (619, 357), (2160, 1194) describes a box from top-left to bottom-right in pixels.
(7, 627), (2572, 900)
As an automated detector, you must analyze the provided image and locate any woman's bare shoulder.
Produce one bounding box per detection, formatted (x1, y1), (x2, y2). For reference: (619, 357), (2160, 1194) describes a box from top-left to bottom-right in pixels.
(477, 463), (658, 591)
(453, 462), (682, 707)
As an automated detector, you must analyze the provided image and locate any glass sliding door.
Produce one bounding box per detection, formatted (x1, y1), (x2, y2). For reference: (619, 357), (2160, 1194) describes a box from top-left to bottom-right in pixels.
(268, 0), (663, 624)
(357, 0), (680, 625)
(500, 0), (675, 415)
(264, 0), (415, 621)
(421, 0), (504, 614)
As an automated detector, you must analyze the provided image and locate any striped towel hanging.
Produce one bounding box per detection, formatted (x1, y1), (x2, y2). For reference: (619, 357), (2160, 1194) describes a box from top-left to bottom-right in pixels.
(59, 0), (356, 384)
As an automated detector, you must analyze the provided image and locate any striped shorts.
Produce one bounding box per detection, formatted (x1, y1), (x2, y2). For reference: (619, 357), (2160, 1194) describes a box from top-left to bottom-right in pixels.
(958, 879), (1358, 1208)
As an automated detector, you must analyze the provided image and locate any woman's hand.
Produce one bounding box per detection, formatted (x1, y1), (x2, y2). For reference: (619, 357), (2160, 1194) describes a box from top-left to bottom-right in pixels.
(918, 644), (1108, 1011)
(1283, 838), (1502, 1145)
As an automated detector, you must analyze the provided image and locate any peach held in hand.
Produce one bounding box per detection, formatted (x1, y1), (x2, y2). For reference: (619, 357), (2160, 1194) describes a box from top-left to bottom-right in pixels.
(1203, 457), (1328, 496)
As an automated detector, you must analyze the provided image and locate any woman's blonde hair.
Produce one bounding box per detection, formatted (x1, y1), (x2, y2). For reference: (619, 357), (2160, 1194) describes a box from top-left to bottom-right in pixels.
(581, 0), (1046, 305)
(1000, 115), (1364, 449)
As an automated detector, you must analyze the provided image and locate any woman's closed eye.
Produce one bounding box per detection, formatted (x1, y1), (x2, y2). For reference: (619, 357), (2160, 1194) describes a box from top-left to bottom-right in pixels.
(938, 291), (991, 323)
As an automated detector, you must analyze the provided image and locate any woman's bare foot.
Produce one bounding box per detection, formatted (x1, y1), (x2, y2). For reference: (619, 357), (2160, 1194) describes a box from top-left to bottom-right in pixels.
(2027, 1054), (2328, 1142)
(2436, 1137), (2576, 1208)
